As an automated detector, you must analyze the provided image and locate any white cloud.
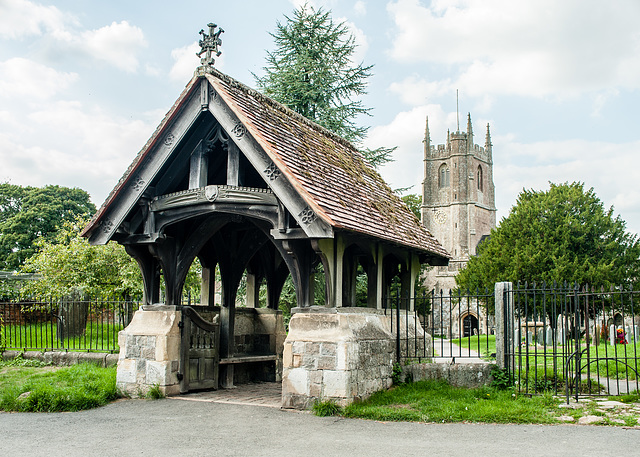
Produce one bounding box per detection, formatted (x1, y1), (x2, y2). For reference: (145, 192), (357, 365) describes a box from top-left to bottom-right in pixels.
(0, 0), (70, 39)
(0, 58), (78, 99)
(367, 104), (453, 194)
(493, 137), (640, 235)
(387, 0), (640, 98)
(0, 100), (157, 205)
(339, 19), (369, 64)
(354, 1), (367, 15)
(389, 75), (452, 105)
(0, 1), (147, 73)
(78, 21), (147, 72)
(169, 42), (202, 82)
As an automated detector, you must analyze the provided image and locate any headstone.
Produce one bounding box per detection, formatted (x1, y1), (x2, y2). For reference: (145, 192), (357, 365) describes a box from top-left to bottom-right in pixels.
(609, 325), (616, 346)
(545, 326), (553, 346)
(625, 326), (632, 344)
(537, 328), (544, 345)
(556, 315), (565, 345)
(634, 325), (639, 342)
(527, 331), (533, 345)
(592, 325), (600, 346)
(514, 328), (521, 347)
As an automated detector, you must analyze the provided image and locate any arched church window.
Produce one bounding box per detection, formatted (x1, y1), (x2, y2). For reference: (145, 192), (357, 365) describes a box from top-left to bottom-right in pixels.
(477, 165), (483, 191)
(438, 164), (450, 188)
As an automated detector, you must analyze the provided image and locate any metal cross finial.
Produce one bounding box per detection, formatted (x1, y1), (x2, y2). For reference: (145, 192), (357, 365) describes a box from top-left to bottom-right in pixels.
(197, 23), (224, 67)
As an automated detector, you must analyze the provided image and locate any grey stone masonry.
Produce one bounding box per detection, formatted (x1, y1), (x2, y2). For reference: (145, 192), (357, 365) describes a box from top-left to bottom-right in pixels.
(282, 307), (397, 409)
(116, 305), (181, 397)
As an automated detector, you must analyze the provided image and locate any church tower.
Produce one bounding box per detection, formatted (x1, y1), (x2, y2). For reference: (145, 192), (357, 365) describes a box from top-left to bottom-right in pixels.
(421, 114), (496, 293)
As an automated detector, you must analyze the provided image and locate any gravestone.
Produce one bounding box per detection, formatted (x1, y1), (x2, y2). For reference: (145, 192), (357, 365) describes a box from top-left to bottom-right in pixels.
(545, 326), (553, 346)
(592, 325), (600, 346)
(609, 325), (616, 346)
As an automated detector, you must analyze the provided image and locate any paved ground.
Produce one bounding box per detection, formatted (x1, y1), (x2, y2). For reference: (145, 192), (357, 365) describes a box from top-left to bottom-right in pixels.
(1, 383), (639, 457)
(174, 381), (282, 408)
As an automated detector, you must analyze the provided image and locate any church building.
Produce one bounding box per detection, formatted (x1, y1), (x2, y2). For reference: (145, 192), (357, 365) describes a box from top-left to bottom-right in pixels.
(421, 114), (497, 337)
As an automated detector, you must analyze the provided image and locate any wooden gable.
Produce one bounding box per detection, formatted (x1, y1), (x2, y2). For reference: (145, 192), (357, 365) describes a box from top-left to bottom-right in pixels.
(82, 71), (334, 247)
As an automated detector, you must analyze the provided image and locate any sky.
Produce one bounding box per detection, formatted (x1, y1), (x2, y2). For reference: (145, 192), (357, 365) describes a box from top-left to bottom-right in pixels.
(1, 0), (639, 236)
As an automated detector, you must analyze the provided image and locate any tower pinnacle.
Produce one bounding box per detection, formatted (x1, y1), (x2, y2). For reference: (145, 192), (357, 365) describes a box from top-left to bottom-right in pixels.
(485, 123), (492, 151)
(424, 117), (431, 147)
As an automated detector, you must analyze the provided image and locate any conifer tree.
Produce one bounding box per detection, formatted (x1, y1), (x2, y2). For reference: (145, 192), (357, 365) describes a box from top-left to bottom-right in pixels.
(255, 4), (394, 167)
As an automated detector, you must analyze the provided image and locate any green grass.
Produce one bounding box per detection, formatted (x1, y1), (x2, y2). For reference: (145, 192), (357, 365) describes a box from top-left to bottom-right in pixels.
(512, 340), (640, 382)
(0, 358), (120, 412)
(1, 321), (123, 352)
(343, 380), (559, 424)
(450, 335), (496, 357)
(312, 399), (343, 416)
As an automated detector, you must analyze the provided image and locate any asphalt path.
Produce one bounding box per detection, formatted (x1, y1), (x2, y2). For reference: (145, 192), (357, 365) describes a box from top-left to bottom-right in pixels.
(0, 398), (638, 457)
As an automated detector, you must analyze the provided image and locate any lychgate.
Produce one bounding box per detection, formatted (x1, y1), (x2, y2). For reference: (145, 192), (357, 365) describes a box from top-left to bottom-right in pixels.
(82, 39), (449, 407)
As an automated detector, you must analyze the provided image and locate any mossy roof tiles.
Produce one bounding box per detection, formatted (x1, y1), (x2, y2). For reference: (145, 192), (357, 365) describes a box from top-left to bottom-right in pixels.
(207, 70), (448, 259)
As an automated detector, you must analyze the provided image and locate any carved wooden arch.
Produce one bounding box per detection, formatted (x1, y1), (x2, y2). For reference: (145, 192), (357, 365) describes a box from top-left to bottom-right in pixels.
(340, 242), (376, 307)
(245, 244), (291, 309)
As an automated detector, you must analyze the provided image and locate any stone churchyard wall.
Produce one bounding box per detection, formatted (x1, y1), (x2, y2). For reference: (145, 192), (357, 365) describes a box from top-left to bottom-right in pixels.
(282, 307), (430, 408)
(403, 362), (494, 388)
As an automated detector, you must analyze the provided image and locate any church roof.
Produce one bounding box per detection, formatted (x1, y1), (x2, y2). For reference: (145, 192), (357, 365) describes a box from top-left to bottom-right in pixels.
(82, 67), (449, 260)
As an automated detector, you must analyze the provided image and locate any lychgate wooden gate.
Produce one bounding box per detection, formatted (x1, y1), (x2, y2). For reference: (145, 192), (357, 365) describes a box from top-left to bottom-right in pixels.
(179, 306), (220, 393)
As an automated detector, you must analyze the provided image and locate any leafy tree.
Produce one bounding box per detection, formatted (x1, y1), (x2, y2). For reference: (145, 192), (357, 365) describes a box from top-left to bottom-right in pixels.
(255, 4), (373, 143)
(20, 220), (142, 298)
(0, 183), (95, 270)
(456, 182), (640, 292)
(401, 194), (422, 221)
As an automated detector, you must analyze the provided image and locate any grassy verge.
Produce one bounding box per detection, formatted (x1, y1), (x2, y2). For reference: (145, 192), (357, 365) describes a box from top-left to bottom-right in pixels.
(343, 380), (559, 424)
(0, 357), (121, 412)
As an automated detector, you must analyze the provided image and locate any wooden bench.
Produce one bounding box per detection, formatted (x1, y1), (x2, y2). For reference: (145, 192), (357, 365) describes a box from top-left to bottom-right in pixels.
(219, 354), (277, 365)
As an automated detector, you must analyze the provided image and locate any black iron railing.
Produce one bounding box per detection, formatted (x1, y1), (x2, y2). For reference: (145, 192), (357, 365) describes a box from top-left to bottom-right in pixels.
(505, 282), (640, 398)
(385, 288), (495, 363)
(0, 296), (141, 353)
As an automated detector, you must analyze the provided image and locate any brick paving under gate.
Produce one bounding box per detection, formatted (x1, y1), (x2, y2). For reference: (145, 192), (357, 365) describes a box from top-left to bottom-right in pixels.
(170, 382), (282, 408)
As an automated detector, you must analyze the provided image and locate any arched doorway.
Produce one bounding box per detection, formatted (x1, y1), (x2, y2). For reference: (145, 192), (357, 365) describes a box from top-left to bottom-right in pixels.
(462, 313), (479, 337)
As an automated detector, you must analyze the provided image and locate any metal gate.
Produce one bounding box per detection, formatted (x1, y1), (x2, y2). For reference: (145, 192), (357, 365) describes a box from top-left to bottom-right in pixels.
(386, 288), (494, 363)
(179, 306), (220, 393)
(501, 283), (640, 399)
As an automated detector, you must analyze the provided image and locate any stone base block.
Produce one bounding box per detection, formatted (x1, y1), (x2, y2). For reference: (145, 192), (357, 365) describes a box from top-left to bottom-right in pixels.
(282, 307), (396, 409)
(115, 305), (181, 397)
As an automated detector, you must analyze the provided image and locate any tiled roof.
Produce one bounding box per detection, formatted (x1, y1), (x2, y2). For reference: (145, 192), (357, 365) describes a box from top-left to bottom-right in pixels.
(83, 68), (449, 260)
(206, 69), (448, 259)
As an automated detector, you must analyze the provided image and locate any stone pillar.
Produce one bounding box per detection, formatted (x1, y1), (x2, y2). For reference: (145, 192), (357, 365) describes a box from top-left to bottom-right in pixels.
(116, 305), (181, 397)
(494, 282), (513, 370)
(246, 273), (258, 308)
(282, 308), (395, 409)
